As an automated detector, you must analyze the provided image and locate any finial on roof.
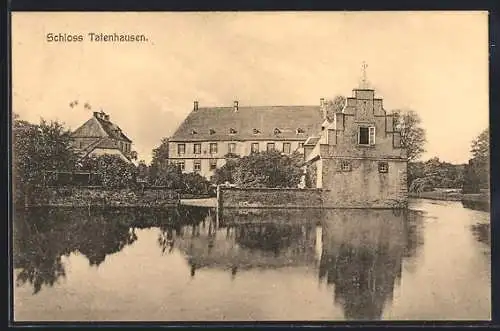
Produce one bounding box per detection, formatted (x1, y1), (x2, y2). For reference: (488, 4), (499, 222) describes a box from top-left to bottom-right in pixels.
(360, 61), (369, 89)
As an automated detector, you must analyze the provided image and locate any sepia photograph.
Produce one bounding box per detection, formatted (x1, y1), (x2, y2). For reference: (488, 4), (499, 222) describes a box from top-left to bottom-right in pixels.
(11, 11), (490, 322)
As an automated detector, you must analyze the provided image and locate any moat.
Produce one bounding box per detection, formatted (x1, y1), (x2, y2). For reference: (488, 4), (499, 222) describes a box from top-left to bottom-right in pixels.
(13, 199), (490, 321)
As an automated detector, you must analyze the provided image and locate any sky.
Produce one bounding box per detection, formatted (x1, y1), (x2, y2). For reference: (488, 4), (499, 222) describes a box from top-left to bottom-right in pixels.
(12, 11), (488, 164)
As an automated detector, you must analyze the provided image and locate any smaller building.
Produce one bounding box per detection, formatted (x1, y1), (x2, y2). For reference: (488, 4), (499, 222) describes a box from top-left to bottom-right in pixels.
(305, 86), (408, 208)
(70, 110), (134, 163)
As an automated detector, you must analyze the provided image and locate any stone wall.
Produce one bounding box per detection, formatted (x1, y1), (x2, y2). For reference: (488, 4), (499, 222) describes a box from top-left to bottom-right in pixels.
(321, 159), (408, 208)
(29, 187), (180, 207)
(218, 187), (323, 208)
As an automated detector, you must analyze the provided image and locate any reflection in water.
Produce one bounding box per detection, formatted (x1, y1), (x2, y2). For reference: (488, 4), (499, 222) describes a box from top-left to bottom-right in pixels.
(14, 201), (490, 321)
(470, 223), (490, 247)
(157, 207), (424, 321)
(319, 209), (419, 320)
(13, 206), (202, 294)
(14, 205), (426, 320)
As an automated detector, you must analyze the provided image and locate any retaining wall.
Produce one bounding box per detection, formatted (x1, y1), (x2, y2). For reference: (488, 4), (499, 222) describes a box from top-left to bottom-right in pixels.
(217, 187), (323, 209)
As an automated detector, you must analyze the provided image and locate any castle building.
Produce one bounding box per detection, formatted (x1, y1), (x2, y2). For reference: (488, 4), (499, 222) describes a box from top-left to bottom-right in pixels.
(304, 85), (408, 208)
(70, 110), (134, 163)
(168, 101), (325, 179)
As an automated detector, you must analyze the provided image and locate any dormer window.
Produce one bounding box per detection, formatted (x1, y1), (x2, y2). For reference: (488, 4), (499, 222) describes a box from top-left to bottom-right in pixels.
(253, 128), (260, 135)
(191, 129), (198, 135)
(296, 128), (305, 134)
(274, 128), (281, 135)
(229, 128), (237, 134)
(209, 129), (216, 135)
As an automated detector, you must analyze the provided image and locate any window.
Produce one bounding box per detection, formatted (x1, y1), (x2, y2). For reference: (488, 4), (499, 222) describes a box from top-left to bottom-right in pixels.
(340, 160), (351, 172)
(191, 129), (197, 135)
(296, 128), (305, 134)
(267, 142), (275, 152)
(194, 160), (201, 172)
(283, 142), (291, 154)
(358, 127), (369, 145)
(369, 127), (376, 145)
(209, 143), (218, 154)
(251, 143), (259, 153)
(209, 159), (217, 170)
(177, 144), (185, 155)
(194, 143), (201, 154)
(358, 126), (375, 145)
(229, 128), (237, 134)
(174, 160), (185, 171)
(378, 162), (388, 173)
(209, 129), (216, 135)
(79, 141), (83, 148)
(274, 128), (281, 135)
(253, 128), (260, 135)
(228, 143), (236, 154)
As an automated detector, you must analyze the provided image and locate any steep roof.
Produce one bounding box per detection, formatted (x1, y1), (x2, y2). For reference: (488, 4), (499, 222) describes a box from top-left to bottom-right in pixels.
(71, 113), (132, 142)
(170, 105), (324, 141)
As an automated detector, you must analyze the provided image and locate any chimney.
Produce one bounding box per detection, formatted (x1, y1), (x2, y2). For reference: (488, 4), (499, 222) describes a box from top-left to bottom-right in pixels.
(320, 98), (325, 107)
(233, 100), (239, 112)
(93, 111), (100, 118)
(193, 100), (199, 111)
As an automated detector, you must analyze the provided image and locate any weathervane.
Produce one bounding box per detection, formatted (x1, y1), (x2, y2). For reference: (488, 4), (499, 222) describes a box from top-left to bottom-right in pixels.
(360, 61), (368, 88)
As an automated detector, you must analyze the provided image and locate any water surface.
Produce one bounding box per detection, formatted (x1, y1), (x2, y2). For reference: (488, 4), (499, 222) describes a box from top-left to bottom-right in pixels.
(13, 199), (490, 321)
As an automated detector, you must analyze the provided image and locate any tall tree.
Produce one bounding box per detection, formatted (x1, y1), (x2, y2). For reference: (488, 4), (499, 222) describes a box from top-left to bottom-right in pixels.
(13, 115), (78, 204)
(149, 137), (169, 180)
(463, 128), (489, 193)
(392, 110), (427, 162)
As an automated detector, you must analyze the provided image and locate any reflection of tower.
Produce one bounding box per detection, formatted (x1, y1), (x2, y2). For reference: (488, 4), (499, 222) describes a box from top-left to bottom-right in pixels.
(319, 209), (406, 320)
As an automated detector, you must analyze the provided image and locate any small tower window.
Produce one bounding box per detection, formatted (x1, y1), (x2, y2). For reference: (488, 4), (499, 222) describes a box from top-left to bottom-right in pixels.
(378, 162), (388, 173)
(191, 129), (197, 135)
(253, 128), (260, 135)
(209, 129), (216, 135)
(274, 128), (281, 135)
(229, 128), (237, 134)
(296, 128), (305, 134)
(340, 160), (352, 172)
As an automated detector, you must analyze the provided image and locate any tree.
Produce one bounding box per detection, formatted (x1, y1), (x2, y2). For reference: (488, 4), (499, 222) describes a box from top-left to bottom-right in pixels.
(13, 115), (78, 204)
(78, 154), (137, 188)
(392, 110), (426, 162)
(150, 162), (184, 188)
(211, 153), (241, 185)
(324, 95), (346, 122)
(149, 138), (169, 180)
(463, 128), (489, 193)
(234, 150), (303, 188)
(137, 160), (149, 183)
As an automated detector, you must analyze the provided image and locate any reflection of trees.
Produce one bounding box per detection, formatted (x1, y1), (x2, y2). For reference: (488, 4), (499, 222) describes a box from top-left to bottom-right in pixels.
(470, 223), (490, 248)
(319, 209), (421, 321)
(157, 206), (212, 254)
(13, 207), (141, 294)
